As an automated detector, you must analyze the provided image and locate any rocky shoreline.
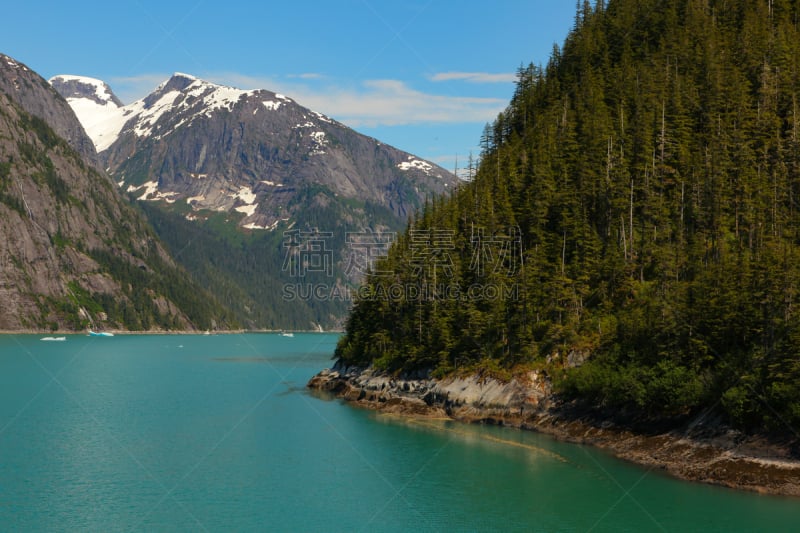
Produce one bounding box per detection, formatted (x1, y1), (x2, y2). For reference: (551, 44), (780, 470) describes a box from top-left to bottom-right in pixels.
(308, 363), (800, 497)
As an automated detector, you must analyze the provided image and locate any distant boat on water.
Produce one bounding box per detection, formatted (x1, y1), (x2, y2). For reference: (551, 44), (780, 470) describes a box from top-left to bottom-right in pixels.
(280, 332), (294, 338)
(88, 330), (114, 337)
(40, 336), (66, 342)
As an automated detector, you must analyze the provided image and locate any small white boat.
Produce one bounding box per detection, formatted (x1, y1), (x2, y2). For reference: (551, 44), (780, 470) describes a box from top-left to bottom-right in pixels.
(40, 336), (66, 342)
(280, 332), (294, 338)
(88, 330), (114, 337)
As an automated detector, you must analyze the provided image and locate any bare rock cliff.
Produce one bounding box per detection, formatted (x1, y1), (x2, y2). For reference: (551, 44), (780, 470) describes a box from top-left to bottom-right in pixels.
(0, 54), (226, 331)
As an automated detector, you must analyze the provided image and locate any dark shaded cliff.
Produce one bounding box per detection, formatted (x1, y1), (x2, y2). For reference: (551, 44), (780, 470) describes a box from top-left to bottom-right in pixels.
(0, 54), (232, 331)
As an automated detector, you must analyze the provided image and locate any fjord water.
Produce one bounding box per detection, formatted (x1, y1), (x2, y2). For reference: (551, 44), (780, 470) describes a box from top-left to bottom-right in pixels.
(1, 334), (798, 531)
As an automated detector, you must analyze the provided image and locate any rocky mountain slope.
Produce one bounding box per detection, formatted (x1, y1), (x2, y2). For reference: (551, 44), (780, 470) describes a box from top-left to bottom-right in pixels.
(53, 72), (458, 329)
(56, 72), (455, 230)
(1, 58), (98, 169)
(0, 54), (231, 331)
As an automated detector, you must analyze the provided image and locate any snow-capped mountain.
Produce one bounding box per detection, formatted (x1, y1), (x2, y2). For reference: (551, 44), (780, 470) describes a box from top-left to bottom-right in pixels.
(51, 72), (458, 329)
(49, 75), (122, 147)
(52, 73), (457, 230)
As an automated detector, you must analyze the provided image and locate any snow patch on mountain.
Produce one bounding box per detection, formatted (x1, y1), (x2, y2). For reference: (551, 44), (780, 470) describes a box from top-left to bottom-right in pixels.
(125, 180), (177, 203)
(232, 186), (256, 204)
(66, 97), (121, 139)
(234, 203), (258, 216)
(188, 81), (252, 116)
(397, 156), (442, 178)
(4, 56), (27, 71)
(132, 90), (182, 138)
(243, 217), (289, 231)
(309, 131), (328, 156)
(313, 110), (332, 123)
(79, 101), (144, 152)
(242, 222), (266, 230)
(231, 186), (258, 216)
(50, 75), (123, 149)
(129, 180), (159, 200)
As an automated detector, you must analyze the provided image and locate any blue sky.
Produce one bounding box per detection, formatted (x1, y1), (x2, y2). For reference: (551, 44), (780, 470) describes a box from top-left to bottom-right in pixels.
(5, 1), (576, 174)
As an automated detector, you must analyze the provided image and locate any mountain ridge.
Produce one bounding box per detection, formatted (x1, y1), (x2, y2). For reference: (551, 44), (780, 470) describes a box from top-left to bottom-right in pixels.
(1, 57), (99, 169)
(54, 72), (454, 229)
(0, 53), (233, 331)
(52, 71), (458, 329)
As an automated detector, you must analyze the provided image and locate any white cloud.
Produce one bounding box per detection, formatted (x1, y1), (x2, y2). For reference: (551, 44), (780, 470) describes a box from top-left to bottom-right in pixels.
(287, 73), (325, 80)
(209, 73), (506, 127)
(430, 71), (517, 84)
(295, 79), (507, 127)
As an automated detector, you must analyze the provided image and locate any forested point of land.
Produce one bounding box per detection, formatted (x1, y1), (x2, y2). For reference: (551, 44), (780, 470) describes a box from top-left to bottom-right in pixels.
(336, 0), (800, 435)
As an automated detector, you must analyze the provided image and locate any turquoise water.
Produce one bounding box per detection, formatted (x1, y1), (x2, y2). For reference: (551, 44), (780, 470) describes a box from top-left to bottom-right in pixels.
(1, 334), (798, 532)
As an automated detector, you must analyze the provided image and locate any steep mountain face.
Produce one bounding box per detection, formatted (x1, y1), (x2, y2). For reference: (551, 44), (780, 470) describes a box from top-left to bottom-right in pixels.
(0, 56), (98, 168)
(54, 73), (458, 329)
(0, 55), (231, 331)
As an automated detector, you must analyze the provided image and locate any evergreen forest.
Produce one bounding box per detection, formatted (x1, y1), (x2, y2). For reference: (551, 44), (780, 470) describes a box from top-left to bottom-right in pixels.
(335, 0), (800, 434)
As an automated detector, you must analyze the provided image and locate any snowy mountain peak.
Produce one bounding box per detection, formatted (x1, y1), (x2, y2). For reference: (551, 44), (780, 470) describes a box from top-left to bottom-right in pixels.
(49, 75), (124, 151)
(150, 72), (200, 99)
(53, 70), (456, 230)
(50, 74), (122, 107)
(172, 72), (197, 82)
(55, 72), (283, 151)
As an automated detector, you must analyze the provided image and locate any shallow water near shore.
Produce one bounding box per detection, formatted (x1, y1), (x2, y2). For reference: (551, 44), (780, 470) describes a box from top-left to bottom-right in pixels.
(1, 333), (799, 531)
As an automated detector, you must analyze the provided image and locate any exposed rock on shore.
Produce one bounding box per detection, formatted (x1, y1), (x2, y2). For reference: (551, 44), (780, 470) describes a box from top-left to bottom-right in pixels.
(308, 364), (800, 497)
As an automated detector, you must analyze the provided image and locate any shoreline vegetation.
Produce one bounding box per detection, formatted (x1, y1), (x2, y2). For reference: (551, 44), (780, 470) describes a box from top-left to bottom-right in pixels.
(308, 364), (800, 497)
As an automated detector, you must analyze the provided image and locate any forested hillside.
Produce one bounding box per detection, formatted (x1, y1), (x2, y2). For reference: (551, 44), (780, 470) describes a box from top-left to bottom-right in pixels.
(335, 0), (800, 434)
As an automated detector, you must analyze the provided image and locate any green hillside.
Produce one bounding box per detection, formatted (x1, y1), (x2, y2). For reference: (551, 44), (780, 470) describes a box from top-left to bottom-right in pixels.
(140, 190), (404, 331)
(335, 0), (800, 434)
